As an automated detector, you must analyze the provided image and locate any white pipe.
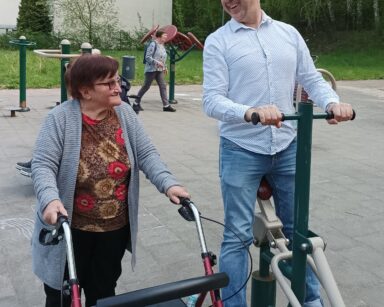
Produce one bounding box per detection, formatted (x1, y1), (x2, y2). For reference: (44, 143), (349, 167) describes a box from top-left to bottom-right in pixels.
(310, 238), (345, 307)
(33, 49), (81, 58)
(271, 252), (302, 307)
(276, 239), (319, 280)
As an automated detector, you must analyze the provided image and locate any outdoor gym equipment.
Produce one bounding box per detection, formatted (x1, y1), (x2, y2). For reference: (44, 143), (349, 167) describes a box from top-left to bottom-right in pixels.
(250, 102), (355, 307)
(39, 200), (228, 307)
(141, 25), (204, 104)
(34, 40), (93, 105)
(8, 36), (36, 116)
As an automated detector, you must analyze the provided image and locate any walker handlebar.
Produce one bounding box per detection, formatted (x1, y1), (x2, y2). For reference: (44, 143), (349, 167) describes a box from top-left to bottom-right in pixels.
(39, 215), (68, 246)
(251, 110), (356, 125)
(96, 272), (229, 307)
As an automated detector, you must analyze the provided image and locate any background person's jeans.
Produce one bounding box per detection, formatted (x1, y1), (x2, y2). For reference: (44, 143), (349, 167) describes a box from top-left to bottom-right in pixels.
(219, 137), (322, 307)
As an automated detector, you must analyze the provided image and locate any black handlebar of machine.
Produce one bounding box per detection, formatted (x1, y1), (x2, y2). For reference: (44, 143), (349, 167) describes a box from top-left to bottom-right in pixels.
(251, 110), (356, 125)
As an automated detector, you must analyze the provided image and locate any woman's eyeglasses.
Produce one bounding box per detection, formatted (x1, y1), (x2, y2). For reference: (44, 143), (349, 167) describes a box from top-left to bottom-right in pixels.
(95, 77), (121, 90)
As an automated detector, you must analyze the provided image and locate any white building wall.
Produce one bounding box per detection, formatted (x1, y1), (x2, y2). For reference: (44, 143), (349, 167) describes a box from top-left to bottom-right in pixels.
(0, 0), (172, 32)
(0, 0), (19, 27)
(116, 0), (173, 30)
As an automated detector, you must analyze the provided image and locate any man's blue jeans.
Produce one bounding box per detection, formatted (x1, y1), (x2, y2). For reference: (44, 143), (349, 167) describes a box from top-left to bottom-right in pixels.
(219, 137), (322, 307)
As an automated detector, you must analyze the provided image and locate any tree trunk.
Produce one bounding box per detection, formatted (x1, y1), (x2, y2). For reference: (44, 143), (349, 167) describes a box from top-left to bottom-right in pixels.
(345, 0), (353, 30)
(346, 0), (353, 14)
(356, 0), (363, 28)
(373, 0), (380, 31)
(327, 1), (336, 24)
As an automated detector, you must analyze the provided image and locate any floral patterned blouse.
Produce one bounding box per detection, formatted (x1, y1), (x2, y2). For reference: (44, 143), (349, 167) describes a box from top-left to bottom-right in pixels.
(71, 109), (130, 232)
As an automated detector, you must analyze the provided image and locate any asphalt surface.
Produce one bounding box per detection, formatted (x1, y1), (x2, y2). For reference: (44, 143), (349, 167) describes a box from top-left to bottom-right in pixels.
(0, 80), (383, 306)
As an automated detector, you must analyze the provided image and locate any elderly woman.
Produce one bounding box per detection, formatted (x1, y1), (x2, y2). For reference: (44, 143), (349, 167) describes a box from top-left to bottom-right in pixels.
(31, 54), (189, 307)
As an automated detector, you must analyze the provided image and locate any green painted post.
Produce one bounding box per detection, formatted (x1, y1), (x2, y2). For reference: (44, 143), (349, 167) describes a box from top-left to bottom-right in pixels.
(81, 42), (92, 54)
(9, 35), (36, 113)
(168, 46), (177, 104)
(290, 101), (314, 305)
(18, 36), (29, 111)
(251, 245), (276, 307)
(60, 39), (71, 103)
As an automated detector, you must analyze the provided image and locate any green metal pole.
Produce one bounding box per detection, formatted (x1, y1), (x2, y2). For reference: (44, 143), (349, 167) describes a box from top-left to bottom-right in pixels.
(290, 101), (314, 305)
(18, 36), (29, 111)
(60, 39), (71, 104)
(251, 245), (276, 307)
(168, 46), (177, 104)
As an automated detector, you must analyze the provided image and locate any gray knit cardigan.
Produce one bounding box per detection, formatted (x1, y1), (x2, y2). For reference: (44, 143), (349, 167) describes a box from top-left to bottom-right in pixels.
(31, 99), (179, 290)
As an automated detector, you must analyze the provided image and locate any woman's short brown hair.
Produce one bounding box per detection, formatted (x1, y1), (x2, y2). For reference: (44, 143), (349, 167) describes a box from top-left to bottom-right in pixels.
(69, 54), (119, 100)
(155, 30), (165, 38)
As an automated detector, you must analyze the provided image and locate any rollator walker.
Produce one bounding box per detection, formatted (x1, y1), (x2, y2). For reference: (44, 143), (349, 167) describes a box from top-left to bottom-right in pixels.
(39, 199), (228, 307)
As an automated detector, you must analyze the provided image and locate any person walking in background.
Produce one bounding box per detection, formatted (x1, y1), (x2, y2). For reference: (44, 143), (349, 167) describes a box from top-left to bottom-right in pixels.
(202, 0), (354, 306)
(133, 30), (176, 113)
(31, 54), (189, 307)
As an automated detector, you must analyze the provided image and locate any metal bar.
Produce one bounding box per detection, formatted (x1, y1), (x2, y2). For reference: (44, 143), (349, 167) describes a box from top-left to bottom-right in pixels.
(60, 40), (71, 103)
(310, 237), (345, 307)
(33, 49), (79, 58)
(189, 202), (208, 254)
(174, 45), (195, 62)
(19, 43), (27, 109)
(271, 252), (301, 307)
(168, 46), (177, 103)
(291, 101), (314, 305)
(259, 245), (271, 277)
(62, 222), (77, 281)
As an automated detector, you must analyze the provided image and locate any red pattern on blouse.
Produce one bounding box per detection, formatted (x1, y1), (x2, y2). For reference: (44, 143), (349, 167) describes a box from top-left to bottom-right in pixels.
(71, 110), (131, 232)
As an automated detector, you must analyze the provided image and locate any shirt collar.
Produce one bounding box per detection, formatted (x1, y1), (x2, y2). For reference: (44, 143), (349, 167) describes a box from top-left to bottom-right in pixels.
(228, 10), (273, 32)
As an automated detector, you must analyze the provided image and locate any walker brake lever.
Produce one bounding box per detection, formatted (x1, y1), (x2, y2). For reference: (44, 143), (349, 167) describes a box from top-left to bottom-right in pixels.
(39, 215), (67, 246)
(178, 197), (196, 222)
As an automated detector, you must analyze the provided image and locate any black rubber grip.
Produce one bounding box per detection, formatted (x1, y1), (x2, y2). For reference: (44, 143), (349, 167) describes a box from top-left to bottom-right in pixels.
(251, 113), (286, 125)
(326, 109), (356, 120)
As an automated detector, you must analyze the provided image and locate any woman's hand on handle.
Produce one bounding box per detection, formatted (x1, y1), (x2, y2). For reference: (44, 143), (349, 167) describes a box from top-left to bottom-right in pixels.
(245, 105), (283, 128)
(42, 200), (68, 225)
(166, 186), (190, 205)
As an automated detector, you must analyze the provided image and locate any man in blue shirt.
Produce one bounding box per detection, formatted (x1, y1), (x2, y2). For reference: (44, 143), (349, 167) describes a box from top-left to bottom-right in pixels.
(203, 0), (354, 306)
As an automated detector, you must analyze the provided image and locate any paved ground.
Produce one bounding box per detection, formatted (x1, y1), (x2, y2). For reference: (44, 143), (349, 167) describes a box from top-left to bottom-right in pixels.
(0, 80), (383, 306)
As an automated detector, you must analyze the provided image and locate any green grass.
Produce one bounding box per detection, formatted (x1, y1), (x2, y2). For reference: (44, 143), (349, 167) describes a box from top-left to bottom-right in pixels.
(0, 49), (203, 89)
(1, 31), (383, 89)
(316, 49), (384, 80)
(309, 30), (384, 80)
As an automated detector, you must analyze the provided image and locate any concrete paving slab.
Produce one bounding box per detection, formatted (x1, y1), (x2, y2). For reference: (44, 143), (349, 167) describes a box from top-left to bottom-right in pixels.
(0, 80), (383, 306)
